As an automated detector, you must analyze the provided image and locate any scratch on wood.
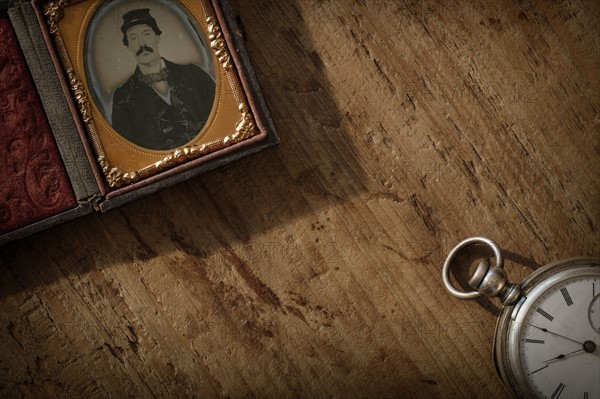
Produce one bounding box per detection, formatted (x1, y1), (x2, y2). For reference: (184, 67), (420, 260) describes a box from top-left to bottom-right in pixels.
(119, 211), (157, 261)
(373, 58), (396, 94)
(221, 246), (281, 309)
(409, 194), (439, 234)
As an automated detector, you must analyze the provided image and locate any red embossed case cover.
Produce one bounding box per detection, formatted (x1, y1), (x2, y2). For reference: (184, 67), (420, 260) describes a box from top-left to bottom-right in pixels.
(0, 14), (77, 235)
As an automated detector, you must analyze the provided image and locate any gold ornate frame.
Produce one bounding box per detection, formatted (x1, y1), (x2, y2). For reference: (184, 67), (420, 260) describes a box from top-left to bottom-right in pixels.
(43, 0), (257, 188)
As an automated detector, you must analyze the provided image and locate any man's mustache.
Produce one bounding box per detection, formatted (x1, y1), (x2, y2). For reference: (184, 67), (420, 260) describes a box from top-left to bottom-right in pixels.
(136, 45), (154, 56)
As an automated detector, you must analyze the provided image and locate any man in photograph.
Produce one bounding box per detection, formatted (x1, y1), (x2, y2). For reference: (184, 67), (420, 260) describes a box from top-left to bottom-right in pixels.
(111, 8), (215, 150)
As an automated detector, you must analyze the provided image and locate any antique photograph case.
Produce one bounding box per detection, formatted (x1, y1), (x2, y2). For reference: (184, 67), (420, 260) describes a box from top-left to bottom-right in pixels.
(46, 0), (261, 188)
(1, 0), (277, 244)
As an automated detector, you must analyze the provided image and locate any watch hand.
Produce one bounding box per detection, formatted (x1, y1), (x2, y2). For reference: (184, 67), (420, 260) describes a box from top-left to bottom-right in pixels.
(543, 348), (585, 363)
(531, 325), (584, 345)
(541, 340), (597, 364)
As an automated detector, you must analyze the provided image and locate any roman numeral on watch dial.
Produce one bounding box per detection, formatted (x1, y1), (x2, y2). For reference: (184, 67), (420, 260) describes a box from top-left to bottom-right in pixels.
(525, 339), (544, 344)
(551, 382), (565, 399)
(560, 287), (573, 306)
(536, 307), (554, 321)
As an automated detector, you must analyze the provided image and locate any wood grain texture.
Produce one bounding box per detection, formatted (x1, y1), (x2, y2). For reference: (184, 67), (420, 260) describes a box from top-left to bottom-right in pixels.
(1, 0), (599, 397)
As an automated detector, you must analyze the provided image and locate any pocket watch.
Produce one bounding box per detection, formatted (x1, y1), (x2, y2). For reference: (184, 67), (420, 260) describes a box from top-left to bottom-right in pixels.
(442, 237), (600, 399)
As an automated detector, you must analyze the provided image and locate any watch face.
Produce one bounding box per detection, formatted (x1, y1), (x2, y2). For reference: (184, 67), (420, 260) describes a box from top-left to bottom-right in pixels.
(513, 269), (600, 399)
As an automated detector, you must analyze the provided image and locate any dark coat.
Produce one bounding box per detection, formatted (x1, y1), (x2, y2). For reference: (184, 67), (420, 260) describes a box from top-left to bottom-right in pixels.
(111, 59), (215, 150)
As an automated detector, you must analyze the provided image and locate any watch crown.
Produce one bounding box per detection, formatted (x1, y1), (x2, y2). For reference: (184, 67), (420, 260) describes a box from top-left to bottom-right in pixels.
(468, 259), (508, 298)
(469, 260), (489, 290)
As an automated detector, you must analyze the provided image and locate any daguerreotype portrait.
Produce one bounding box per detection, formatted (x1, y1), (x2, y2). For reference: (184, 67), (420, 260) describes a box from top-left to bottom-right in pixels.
(44, 0), (259, 188)
(85, 3), (216, 150)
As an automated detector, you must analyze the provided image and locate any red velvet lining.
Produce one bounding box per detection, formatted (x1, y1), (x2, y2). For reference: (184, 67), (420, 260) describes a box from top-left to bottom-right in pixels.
(0, 14), (77, 235)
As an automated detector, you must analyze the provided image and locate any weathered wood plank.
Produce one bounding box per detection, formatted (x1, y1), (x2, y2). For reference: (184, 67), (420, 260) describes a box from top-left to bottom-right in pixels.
(1, 0), (598, 397)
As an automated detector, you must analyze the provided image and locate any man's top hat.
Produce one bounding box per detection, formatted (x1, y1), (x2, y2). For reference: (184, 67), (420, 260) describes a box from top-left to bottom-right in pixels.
(121, 8), (162, 37)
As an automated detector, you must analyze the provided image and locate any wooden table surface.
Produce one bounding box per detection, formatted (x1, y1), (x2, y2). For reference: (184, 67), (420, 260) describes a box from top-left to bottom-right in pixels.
(1, 0), (599, 397)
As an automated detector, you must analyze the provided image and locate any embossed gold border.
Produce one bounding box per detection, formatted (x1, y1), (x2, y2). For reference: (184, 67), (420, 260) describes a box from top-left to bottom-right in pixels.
(43, 0), (258, 188)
